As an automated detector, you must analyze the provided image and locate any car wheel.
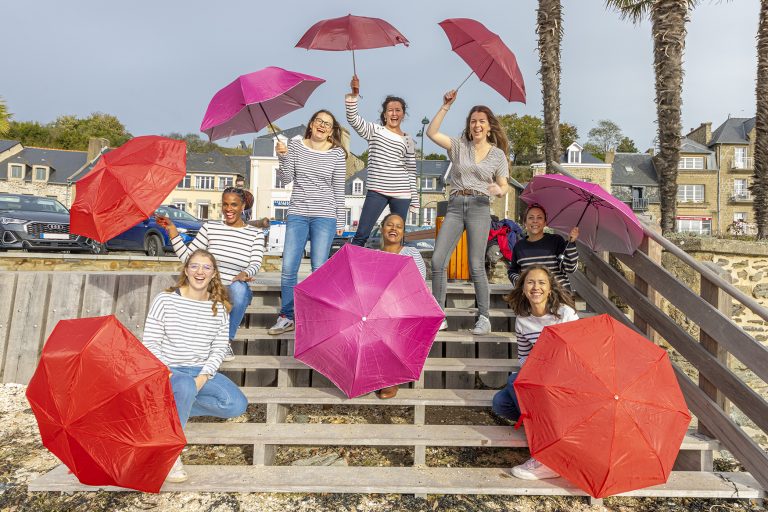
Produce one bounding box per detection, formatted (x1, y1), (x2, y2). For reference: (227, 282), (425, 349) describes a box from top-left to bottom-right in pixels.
(145, 234), (163, 256)
(88, 240), (108, 255)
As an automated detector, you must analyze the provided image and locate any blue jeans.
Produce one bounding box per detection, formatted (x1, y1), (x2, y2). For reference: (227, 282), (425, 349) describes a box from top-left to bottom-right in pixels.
(351, 190), (411, 247)
(169, 366), (248, 428)
(280, 215), (337, 320)
(492, 372), (521, 421)
(227, 281), (253, 340)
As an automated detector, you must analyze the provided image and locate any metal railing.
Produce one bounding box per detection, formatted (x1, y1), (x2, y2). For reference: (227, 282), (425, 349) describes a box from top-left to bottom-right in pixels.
(732, 157), (754, 170)
(631, 197), (649, 211)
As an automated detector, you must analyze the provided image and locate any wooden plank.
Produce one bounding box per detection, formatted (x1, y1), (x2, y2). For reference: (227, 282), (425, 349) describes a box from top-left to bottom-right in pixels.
(245, 305), (518, 318)
(234, 328), (516, 344)
(44, 273), (84, 341)
(247, 280), (514, 296)
(81, 274), (118, 317)
(445, 294), (478, 389)
(240, 387), (497, 406)
(0, 273), (17, 382)
(424, 341), (444, 389)
(3, 273), (50, 384)
(219, 356), (519, 373)
(114, 275), (151, 339)
(31, 466), (764, 498)
(633, 234), (661, 343)
(477, 342), (511, 388)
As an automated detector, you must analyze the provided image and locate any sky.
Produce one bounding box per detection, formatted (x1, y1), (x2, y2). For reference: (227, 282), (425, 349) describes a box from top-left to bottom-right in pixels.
(1, 0), (760, 156)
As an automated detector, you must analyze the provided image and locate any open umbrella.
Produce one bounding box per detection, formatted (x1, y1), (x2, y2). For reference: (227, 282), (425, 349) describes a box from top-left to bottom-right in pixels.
(200, 66), (325, 141)
(70, 136), (186, 243)
(438, 18), (526, 103)
(520, 174), (645, 254)
(293, 244), (444, 398)
(26, 315), (186, 493)
(296, 14), (409, 94)
(514, 314), (691, 498)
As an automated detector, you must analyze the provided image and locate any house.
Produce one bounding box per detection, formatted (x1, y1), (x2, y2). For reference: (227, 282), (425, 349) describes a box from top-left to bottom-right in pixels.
(531, 142), (613, 192)
(608, 152), (662, 224)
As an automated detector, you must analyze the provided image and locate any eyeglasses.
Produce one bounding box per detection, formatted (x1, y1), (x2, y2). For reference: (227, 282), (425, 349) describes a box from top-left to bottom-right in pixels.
(188, 263), (214, 272)
(313, 119), (333, 128)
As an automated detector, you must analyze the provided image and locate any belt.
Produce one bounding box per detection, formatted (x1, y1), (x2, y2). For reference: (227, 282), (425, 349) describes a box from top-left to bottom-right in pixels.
(453, 189), (485, 197)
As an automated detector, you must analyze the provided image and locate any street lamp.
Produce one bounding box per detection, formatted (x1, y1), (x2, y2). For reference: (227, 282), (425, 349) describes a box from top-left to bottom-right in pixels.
(418, 116), (430, 225)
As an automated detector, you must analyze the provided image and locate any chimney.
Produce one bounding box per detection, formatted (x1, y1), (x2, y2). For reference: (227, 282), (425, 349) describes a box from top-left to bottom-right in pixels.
(604, 150), (615, 164)
(703, 122), (712, 145)
(87, 137), (109, 162)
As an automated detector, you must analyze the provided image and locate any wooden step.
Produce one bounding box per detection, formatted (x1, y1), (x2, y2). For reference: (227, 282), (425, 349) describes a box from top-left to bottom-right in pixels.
(248, 278), (514, 296)
(240, 387), (497, 406)
(244, 305), (517, 318)
(235, 328), (517, 344)
(29, 466), (763, 498)
(219, 356), (518, 372)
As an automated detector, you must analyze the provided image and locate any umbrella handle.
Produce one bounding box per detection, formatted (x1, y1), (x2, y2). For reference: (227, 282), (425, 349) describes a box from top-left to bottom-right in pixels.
(258, 104), (278, 139)
(456, 70), (475, 92)
(351, 51), (359, 95)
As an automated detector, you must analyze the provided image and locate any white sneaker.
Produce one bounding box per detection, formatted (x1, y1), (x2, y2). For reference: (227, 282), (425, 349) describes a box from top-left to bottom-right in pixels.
(222, 344), (235, 362)
(511, 457), (560, 480)
(268, 315), (295, 335)
(438, 319), (448, 331)
(165, 456), (188, 483)
(471, 315), (491, 335)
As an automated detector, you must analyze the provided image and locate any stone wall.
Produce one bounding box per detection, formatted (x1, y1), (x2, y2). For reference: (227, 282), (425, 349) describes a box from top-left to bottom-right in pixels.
(0, 181), (71, 205)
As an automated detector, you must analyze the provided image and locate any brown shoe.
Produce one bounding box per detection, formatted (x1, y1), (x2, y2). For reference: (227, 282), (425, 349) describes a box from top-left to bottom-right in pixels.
(376, 385), (399, 399)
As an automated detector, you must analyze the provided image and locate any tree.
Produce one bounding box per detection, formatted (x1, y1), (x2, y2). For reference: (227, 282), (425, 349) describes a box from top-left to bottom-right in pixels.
(617, 136), (639, 153)
(6, 121), (55, 147)
(754, 0), (768, 239)
(587, 119), (624, 154)
(424, 153), (447, 160)
(606, 0), (698, 234)
(538, 0), (564, 173)
(0, 98), (10, 137)
(583, 143), (606, 162)
(358, 150), (369, 167)
(560, 122), (579, 151)
(499, 114), (543, 165)
(51, 112), (132, 150)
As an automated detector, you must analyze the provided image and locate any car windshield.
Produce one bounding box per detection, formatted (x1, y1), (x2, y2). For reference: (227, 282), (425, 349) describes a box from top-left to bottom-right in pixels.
(156, 207), (199, 222)
(0, 195), (68, 214)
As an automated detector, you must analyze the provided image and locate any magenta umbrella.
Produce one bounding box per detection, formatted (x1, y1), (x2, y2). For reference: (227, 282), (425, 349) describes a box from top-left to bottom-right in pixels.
(200, 66), (325, 141)
(520, 174), (645, 254)
(439, 18), (526, 103)
(293, 244), (444, 398)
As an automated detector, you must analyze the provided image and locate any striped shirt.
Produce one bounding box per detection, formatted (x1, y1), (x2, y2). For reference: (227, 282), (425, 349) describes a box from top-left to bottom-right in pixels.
(398, 246), (426, 280)
(447, 137), (508, 196)
(142, 291), (230, 376)
(278, 139), (347, 231)
(171, 222), (265, 286)
(508, 233), (579, 291)
(516, 305), (579, 366)
(345, 97), (418, 207)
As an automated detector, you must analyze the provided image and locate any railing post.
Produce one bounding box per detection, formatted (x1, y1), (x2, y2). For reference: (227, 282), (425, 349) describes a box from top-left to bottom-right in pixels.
(633, 233), (662, 344)
(582, 248), (609, 299)
(698, 262), (732, 439)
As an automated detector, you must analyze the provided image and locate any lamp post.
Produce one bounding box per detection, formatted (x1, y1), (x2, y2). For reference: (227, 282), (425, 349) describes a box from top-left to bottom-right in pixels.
(418, 116), (430, 225)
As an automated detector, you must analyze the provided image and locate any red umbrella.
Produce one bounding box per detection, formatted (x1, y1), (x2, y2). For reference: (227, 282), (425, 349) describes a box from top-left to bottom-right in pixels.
(438, 18), (526, 103)
(26, 315), (186, 493)
(296, 14), (409, 93)
(294, 245), (444, 398)
(70, 136), (186, 243)
(514, 314), (691, 498)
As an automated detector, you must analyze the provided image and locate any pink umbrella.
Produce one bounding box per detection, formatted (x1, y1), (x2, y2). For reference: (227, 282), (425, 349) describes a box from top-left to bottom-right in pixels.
(520, 174), (645, 255)
(439, 18), (526, 103)
(200, 66), (325, 141)
(293, 244), (444, 398)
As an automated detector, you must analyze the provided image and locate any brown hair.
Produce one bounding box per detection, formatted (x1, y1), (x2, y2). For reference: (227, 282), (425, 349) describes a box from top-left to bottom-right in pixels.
(305, 110), (348, 158)
(524, 203), (548, 222)
(166, 249), (232, 315)
(505, 265), (574, 317)
(462, 105), (510, 160)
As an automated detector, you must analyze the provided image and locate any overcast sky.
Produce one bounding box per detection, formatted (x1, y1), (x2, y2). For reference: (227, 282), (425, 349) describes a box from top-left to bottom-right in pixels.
(1, 0), (760, 156)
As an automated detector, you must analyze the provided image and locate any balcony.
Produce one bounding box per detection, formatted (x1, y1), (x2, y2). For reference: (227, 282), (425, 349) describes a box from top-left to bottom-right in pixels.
(631, 197), (649, 211)
(731, 191), (753, 202)
(731, 157), (754, 170)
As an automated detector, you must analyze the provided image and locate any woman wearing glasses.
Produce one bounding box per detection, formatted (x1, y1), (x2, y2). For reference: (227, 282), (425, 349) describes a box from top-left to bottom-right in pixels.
(157, 187), (265, 359)
(268, 110), (348, 335)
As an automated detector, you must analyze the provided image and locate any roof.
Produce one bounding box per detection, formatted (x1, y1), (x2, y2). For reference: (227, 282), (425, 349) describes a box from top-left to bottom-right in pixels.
(257, 125), (307, 140)
(0, 146), (88, 183)
(709, 117), (755, 145)
(252, 125), (307, 157)
(416, 159), (450, 177)
(553, 147), (605, 165)
(611, 153), (659, 186)
(345, 169), (368, 195)
(0, 140), (20, 153)
(186, 152), (249, 175)
(680, 137), (713, 155)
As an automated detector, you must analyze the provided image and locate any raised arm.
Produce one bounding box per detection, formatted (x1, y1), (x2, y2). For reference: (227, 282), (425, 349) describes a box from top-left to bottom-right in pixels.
(426, 90), (457, 151)
(345, 76), (376, 140)
(169, 223), (209, 263)
(276, 139), (295, 186)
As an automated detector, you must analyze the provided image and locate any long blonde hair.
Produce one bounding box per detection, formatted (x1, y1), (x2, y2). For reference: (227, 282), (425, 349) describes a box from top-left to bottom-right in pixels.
(166, 249), (232, 315)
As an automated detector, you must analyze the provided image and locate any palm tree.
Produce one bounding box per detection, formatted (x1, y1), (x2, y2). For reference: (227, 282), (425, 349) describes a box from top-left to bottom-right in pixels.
(537, 0), (563, 174)
(0, 98), (10, 137)
(754, 0), (768, 239)
(606, 0), (698, 234)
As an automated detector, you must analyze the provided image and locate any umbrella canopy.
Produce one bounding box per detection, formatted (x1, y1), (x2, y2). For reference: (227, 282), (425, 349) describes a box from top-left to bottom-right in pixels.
(520, 174), (645, 254)
(438, 18), (526, 103)
(514, 314), (691, 498)
(293, 244), (444, 398)
(296, 14), (409, 51)
(26, 315), (186, 493)
(200, 66), (325, 141)
(69, 136), (186, 243)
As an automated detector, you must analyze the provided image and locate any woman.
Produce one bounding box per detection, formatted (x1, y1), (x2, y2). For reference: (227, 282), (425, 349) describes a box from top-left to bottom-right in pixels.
(376, 212), (427, 399)
(268, 110), (348, 335)
(142, 250), (248, 483)
(345, 75), (418, 247)
(157, 187), (265, 359)
(507, 203), (579, 292)
(427, 89), (510, 336)
(492, 265), (578, 480)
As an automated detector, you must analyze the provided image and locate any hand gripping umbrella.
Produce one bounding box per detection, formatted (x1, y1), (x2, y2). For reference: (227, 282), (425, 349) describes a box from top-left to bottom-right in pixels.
(200, 66), (325, 141)
(26, 315), (186, 493)
(438, 18), (526, 103)
(514, 315), (692, 498)
(293, 244), (444, 398)
(296, 14), (409, 94)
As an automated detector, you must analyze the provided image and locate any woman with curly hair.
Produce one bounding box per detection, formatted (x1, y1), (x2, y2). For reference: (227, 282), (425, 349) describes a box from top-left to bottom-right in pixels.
(142, 249), (248, 483)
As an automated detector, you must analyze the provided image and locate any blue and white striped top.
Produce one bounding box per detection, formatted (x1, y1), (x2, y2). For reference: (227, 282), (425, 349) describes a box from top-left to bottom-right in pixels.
(516, 305), (579, 366)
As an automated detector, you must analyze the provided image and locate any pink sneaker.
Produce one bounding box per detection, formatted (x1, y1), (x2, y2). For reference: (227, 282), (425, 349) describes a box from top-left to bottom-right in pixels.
(511, 457), (560, 480)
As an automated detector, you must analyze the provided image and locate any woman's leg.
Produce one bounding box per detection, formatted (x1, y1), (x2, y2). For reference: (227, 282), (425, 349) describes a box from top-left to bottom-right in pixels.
(279, 215), (310, 320)
(226, 280), (253, 340)
(465, 196), (492, 318)
(491, 372), (521, 421)
(351, 191), (389, 247)
(430, 196), (466, 308)
(189, 372), (249, 420)
(388, 197), (412, 225)
(169, 367), (200, 428)
(308, 217), (337, 271)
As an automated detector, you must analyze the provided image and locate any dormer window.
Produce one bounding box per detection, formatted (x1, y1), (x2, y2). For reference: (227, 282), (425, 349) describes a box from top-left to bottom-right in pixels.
(353, 179), (363, 195)
(9, 164), (23, 180)
(566, 143), (583, 164)
(33, 166), (48, 182)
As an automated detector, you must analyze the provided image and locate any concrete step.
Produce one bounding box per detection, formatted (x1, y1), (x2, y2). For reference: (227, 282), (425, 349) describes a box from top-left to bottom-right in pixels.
(29, 466), (762, 498)
(219, 356), (518, 373)
(235, 328), (516, 344)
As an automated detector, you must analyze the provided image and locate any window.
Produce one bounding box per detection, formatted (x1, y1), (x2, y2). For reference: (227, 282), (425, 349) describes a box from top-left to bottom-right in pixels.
(33, 166), (47, 181)
(734, 147), (748, 169)
(178, 176), (191, 189)
(345, 208), (352, 228)
(420, 177), (436, 190)
(677, 184), (704, 203)
(408, 211), (418, 225)
(678, 157), (704, 169)
(9, 164), (23, 179)
(274, 206), (289, 221)
(676, 217), (711, 235)
(172, 201), (186, 212)
(197, 203), (210, 219)
(352, 180), (363, 195)
(568, 150), (581, 164)
(734, 212), (747, 222)
(423, 207), (437, 225)
(195, 175), (215, 190)
(273, 168), (286, 189)
(218, 176), (234, 190)
(734, 179), (749, 200)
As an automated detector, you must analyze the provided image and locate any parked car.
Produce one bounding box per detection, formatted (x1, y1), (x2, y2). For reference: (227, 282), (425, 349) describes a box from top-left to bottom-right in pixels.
(364, 225), (435, 251)
(105, 206), (202, 256)
(0, 193), (98, 253)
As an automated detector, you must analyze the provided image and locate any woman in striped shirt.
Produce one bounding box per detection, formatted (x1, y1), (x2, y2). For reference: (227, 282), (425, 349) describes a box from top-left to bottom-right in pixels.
(143, 249), (248, 483)
(157, 188), (265, 359)
(268, 110), (347, 335)
(345, 75), (418, 247)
